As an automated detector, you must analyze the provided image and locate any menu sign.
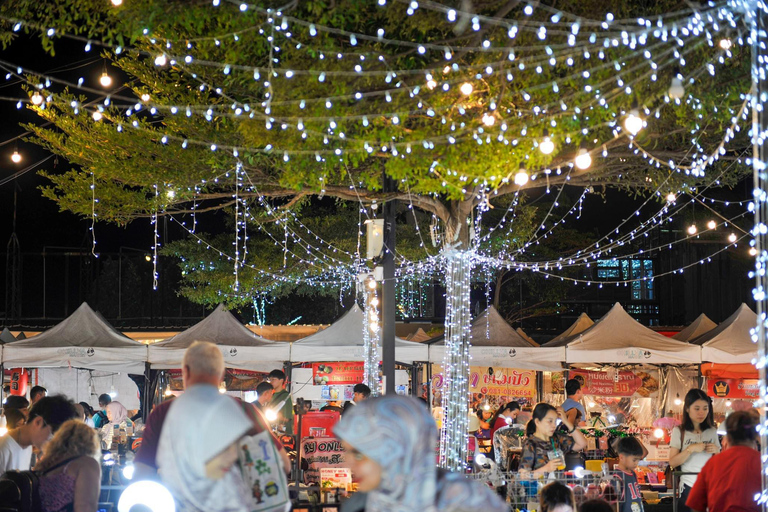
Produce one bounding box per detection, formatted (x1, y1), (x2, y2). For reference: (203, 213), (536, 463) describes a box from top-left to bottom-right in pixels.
(570, 369), (644, 397)
(312, 362), (365, 385)
(300, 437), (347, 485)
(707, 378), (759, 399)
(432, 366), (536, 397)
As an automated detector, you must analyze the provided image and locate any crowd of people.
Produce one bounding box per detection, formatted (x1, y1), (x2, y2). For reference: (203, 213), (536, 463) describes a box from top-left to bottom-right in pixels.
(0, 358), (763, 512)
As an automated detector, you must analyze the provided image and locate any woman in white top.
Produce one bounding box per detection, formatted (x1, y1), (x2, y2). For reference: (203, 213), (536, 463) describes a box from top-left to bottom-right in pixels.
(668, 389), (720, 512)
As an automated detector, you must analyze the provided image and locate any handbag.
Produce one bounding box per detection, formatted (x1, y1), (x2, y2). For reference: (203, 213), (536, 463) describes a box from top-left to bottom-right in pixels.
(665, 427), (685, 490)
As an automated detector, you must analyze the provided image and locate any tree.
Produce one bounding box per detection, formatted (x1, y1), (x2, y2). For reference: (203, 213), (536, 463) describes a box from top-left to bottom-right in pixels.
(1, 0), (750, 251)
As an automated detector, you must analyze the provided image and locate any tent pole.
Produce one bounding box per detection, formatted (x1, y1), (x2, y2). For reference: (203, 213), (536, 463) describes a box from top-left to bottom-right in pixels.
(410, 363), (419, 397)
(142, 362), (151, 422)
(426, 363), (433, 411)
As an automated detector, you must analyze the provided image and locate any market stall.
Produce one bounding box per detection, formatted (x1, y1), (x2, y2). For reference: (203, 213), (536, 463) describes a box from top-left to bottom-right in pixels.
(672, 313), (717, 342)
(541, 313), (594, 347)
(290, 304), (428, 363)
(148, 303), (289, 371)
(2, 302), (148, 373)
(427, 306), (565, 371)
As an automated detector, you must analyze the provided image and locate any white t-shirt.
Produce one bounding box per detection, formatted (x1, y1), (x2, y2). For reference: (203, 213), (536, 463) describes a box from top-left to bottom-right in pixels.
(0, 434), (33, 474)
(669, 426), (720, 489)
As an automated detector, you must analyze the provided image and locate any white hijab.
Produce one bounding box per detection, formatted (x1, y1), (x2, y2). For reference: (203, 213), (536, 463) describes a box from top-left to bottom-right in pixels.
(157, 384), (253, 512)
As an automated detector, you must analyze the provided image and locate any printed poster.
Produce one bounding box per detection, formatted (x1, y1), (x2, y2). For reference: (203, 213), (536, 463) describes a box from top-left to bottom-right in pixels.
(566, 369), (659, 397)
(312, 362), (365, 385)
(432, 366), (536, 398)
(707, 378), (759, 399)
(300, 437), (347, 485)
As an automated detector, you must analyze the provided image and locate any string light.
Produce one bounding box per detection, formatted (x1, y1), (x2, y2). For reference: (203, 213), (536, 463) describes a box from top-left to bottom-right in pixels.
(111, 0), (123, 5)
(459, 82), (473, 95)
(99, 71), (112, 88)
(539, 129), (555, 155)
(729, 232), (737, 243)
(481, 112), (495, 127)
(514, 163), (529, 186)
(707, 220), (717, 230)
(574, 143), (592, 170)
(92, 111), (102, 121)
(30, 91), (43, 105)
(623, 103), (644, 136)
(687, 224), (698, 235)
(10, 150), (21, 163)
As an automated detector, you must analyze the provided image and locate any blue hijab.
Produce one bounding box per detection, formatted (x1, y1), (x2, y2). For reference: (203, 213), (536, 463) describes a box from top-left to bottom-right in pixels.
(334, 395), (506, 512)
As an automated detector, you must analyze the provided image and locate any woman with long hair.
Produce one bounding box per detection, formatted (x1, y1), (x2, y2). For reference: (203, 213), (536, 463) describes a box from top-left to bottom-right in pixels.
(334, 395), (507, 512)
(35, 419), (101, 512)
(489, 401), (521, 440)
(519, 403), (587, 476)
(668, 389), (720, 512)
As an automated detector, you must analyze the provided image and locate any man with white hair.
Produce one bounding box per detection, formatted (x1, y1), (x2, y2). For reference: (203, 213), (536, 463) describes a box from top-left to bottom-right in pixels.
(134, 341), (289, 480)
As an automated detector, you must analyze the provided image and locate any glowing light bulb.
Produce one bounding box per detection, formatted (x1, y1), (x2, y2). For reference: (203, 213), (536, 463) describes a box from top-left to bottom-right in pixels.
(10, 151), (21, 163)
(687, 224), (698, 235)
(111, 0), (123, 5)
(539, 131), (555, 155)
(426, 79), (437, 90)
(653, 428), (664, 439)
(575, 148), (592, 170)
(140, 93), (150, 102)
(588, 402), (596, 408)
(99, 72), (112, 88)
(166, 189), (176, 199)
(750, 247), (758, 256)
(483, 403), (490, 411)
(514, 164), (529, 186)
(668, 76), (684, 99)
(368, 279), (377, 289)
(118, 480), (176, 512)
(30, 92), (43, 105)
(164, 388), (172, 397)
(728, 233), (737, 243)
(674, 396), (682, 406)
(481, 113), (495, 127)
(443, 65), (451, 74)
(145, 254), (152, 262)
(719, 38), (732, 50)
(219, 383), (227, 394)
(460, 82), (473, 96)
(264, 409), (278, 422)
(92, 111), (103, 121)
(666, 193), (676, 202)
(122, 464), (134, 480)
(154, 54), (168, 66)
(707, 220), (716, 230)
(369, 297), (379, 306)
(624, 109), (643, 135)
(725, 400), (732, 407)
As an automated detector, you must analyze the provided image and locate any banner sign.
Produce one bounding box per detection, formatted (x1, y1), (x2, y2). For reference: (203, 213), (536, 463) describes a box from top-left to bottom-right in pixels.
(433, 366), (536, 398)
(300, 437), (347, 485)
(568, 369), (659, 397)
(312, 362), (365, 385)
(707, 378), (759, 399)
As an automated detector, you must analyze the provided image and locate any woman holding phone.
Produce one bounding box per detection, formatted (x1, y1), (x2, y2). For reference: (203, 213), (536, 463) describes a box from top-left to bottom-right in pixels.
(519, 403), (587, 476)
(668, 389), (720, 512)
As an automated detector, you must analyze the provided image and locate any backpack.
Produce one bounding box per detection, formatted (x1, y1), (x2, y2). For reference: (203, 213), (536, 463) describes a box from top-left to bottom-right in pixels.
(0, 457), (78, 512)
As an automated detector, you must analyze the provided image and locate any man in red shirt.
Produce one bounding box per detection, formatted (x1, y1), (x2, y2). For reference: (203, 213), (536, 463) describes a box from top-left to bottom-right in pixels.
(687, 410), (760, 512)
(133, 343), (288, 480)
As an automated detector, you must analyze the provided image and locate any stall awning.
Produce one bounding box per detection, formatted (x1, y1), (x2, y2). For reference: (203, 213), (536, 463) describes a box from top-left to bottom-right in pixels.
(697, 303), (757, 364)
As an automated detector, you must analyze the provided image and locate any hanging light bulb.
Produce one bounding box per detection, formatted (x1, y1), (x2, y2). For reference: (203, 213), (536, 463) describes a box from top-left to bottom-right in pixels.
(687, 224), (698, 235)
(668, 69), (685, 99)
(728, 233), (737, 243)
(666, 192), (676, 203)
(725, 400), (732, 407)
(140, 93), (151, 102)
(166, 189), (176, 199)
(750, 247), (758, 256)
(674, 394), (682, 406)
(707, 220), (717, 230)
(575, 141), (592, 170)
(623, 100), (643, 135)
(30, 92), (44, 105)
(368, 279), (377, 289)
(653, 428), (665, 439)
(514, 163), (529, 186)
(426, 79), (437, 90)
(163, 387), (173, 397)
(111, 0), (123, 5)
(719, 38), (732, 50)
(92, 111), (103, 121)
(218, 382), (227, 394)
(481, 112), (495, 127)
(154, 54), (168, 67)
(539, 129), (555, 155)
(10, 150), (22, 164)
(459, 82), (473, 95)
(99, 71), (112, 88)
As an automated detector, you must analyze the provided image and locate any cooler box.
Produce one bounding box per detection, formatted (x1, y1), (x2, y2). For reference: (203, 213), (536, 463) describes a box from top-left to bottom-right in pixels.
(295, 411), (340, 438)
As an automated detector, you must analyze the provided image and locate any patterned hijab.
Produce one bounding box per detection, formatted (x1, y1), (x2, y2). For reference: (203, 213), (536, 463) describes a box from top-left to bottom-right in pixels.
(333, 395), (506, 512)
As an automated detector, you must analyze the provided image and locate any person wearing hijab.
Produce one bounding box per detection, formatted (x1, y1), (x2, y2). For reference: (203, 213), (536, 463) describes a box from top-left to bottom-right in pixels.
(334, 395), (507, 512)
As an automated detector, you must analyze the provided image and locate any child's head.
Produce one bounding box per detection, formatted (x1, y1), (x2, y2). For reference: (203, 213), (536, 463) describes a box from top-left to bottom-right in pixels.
(616, 436), (644, 471)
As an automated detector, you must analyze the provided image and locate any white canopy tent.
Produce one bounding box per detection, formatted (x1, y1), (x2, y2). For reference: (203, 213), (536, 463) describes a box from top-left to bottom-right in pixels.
(149, 304), (289, 371)
(542, 313), (595, 347)
(673, 314), (717, 342)
(0, 328), (16, 344)
(290, 304), (428, 363)
(2, 302), (147, 373)
(562, 303), (701, 364)
(516, 328), (538, 346)
(428, 306), (565, 370)
(697, 303), (758, 363)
